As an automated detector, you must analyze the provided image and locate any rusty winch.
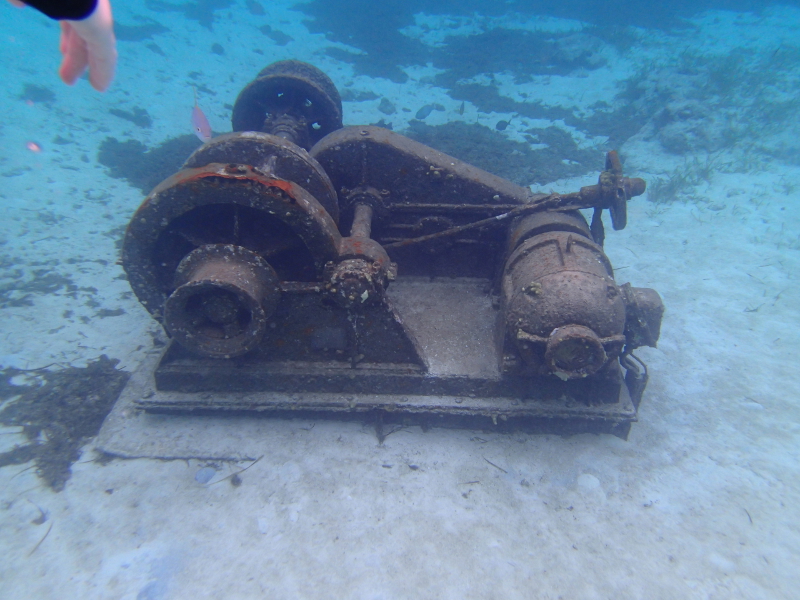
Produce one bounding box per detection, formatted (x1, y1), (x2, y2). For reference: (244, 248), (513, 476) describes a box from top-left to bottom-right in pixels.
(122, 60), (663, 438)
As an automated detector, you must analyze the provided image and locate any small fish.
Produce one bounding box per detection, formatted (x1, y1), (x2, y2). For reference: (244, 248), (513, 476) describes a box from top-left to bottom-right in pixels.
(495, 114), (516, 131)
(458, 101), (465, 116)
(191, 86), (212, 142)
(415, 104), (434, 120)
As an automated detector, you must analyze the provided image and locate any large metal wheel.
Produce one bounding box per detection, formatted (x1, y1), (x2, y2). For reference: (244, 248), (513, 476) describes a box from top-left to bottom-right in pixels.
(122, 163), (342, 324)
(231, 60), (343, 150)
(183, 131), (340, 223)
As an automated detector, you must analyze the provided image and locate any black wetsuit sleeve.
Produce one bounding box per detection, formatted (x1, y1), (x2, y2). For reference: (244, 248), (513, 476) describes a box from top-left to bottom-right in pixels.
(23, 0), (98, 20)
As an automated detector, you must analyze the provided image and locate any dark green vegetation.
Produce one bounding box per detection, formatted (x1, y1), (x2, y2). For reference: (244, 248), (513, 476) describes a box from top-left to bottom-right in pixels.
(18, 84), (55, 105)
(624, 46), (800, 161)
(297, 0), (740, 85)
(299, 8), (647, 173)
(246, 0), (265, 15)
(0, 255), (123, 317)
(259, 24), (293, 46)
(146, 0), (233, 30)
(114, 20), (169, 41)
(297, 0), (790, 58)
(321, 23), (605, 86)
(295, 0), (800, 187)
(146, 42), (166, 56)
(98, 135), (202, 194)
(0, 256), (77, 310)
(646, 155), (727, 204)
(109, 107), (153, 128)
(305, 11), (640, 181)
(430, 29), (606, 84)
(0, 356), (129, 491)
(406, 122), (603, 185)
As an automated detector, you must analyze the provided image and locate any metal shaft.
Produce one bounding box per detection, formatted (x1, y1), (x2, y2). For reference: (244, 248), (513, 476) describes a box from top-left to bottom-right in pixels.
(350, 203), (373, 238)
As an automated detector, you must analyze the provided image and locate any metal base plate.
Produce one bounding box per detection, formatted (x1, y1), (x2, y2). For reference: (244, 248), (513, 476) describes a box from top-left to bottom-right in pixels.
(132, 279), (640, 439)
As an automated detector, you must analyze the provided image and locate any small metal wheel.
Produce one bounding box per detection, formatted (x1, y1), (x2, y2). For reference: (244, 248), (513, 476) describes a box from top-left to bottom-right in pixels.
(164, 244), (281, 357)
(183, 131), (340, 223)
(231, 60), (343, 150)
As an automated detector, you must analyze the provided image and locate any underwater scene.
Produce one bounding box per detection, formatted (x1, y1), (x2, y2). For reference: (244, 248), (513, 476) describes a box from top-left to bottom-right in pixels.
(1, 0), (799, 597)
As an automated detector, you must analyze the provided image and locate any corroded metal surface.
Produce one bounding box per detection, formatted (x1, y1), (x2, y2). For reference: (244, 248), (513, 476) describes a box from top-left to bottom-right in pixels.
(163, 244), (280, 358)
(139, 278), (640, 439)
(183, 131), (340, 223)
(232, 60), (343, 149)
(310, 126), (646, 277)
(621, 284), (665, 350)
(159, 285), (427, 374)
(119, 59), (663, 437)
(311, 126), (535, 209)
(121, 163), (341, 323)
(502, 211), (627, 379)
(325, 201), (396, 309)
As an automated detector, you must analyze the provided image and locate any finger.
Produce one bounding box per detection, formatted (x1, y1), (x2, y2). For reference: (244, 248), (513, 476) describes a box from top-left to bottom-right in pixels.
(6, 0), (26, 7)
(58, 24), (89, 86)
(81, 25), (116, 91)
(86, 40), (116, 92)
(68, 0), (117, 92)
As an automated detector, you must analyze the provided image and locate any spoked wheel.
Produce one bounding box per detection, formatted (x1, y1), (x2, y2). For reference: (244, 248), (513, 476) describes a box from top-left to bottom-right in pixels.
(121, 163), (342, 357)
(231, 60), (343, 150)
(590, 150), (644, 245)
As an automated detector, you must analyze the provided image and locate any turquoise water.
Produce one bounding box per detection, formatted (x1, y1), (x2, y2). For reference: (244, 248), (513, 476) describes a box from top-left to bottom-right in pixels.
(1, 1), (799, 598)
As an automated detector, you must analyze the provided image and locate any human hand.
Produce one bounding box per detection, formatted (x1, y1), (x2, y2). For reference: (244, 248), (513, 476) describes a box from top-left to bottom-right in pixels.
(59, 0), (117, 91)
(7, 0), (117, 92)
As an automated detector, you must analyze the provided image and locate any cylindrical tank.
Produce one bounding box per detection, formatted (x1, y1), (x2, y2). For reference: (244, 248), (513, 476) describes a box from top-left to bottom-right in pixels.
(502, 211), (626, 379)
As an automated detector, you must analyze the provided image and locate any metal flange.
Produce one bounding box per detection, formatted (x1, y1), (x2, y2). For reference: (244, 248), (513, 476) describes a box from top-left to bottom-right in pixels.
(183, 131), (340, 223)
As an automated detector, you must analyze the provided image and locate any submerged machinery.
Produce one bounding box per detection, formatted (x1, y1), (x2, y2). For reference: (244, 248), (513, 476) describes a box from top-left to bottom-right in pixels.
(121, 60), (663, 438)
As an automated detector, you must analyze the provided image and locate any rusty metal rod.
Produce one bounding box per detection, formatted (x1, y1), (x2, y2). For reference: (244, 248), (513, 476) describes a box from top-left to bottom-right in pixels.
(279, 281), (323, 294)
(350, 203), (373, 238)
(383, 192), (591, 250)
(388, 203), (532, 213)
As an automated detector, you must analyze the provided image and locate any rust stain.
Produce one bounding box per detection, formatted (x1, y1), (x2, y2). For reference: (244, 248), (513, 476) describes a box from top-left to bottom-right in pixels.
(168, 167), (298, 196)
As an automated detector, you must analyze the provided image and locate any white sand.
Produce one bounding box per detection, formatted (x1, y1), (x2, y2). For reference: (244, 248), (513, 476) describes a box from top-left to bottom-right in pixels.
(1, 2), (799, 599)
